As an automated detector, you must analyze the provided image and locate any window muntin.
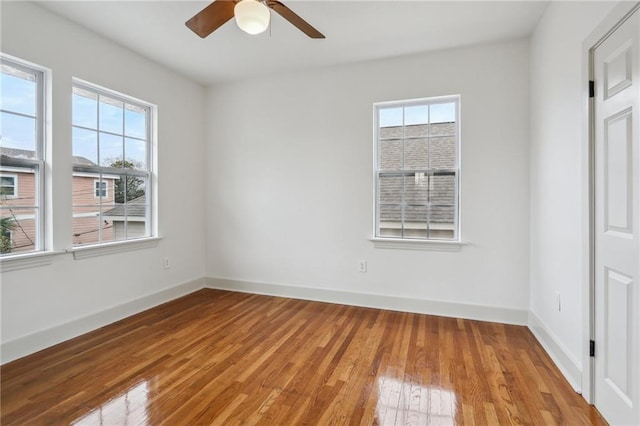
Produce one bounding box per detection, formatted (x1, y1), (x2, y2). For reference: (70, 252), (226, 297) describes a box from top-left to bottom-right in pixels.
(72, 81), (153, 247)
(374, 96), (460, 240)
(0, 56), (45, 256)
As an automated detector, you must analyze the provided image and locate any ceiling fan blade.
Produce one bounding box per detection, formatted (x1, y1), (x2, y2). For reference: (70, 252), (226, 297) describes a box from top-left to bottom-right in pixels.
(186, 0), (236, 38)
(267, 1), (325, 39)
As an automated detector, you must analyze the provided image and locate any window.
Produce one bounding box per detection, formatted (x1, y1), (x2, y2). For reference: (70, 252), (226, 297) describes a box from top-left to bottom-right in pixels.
(94, 179), (107, 198)
(72, 80), (153, 246)
(0, 55), (45, 255)
(374, 96), (460, 240)
(0, 174), (17, 197)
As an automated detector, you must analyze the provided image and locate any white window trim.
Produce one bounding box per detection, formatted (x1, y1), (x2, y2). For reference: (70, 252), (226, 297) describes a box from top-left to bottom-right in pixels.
(93, 179), (107, 198)
(0, 174), (18, 198)
(369, 237), (467, 252)
(72, 236), (162, 260)
(372, 95), (462, 246)
(0, 54), (48, 258)
(71, 78), (156, 250)
(0, 250), (65, 272)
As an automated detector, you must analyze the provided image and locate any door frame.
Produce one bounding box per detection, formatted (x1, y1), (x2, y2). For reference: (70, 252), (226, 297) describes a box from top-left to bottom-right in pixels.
(581, 1), (640, 405)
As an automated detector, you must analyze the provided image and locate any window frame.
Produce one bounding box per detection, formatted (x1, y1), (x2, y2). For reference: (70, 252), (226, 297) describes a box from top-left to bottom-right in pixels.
(71, 79), (155, 248)
(93, 179), (107, 198)
(373, 95), (461, 243)
(0, 174), (18, 198)
(0, 55), (46, 256)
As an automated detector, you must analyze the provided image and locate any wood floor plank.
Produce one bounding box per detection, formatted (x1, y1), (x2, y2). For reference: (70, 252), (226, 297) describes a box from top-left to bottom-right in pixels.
(0, 289), (606, 425)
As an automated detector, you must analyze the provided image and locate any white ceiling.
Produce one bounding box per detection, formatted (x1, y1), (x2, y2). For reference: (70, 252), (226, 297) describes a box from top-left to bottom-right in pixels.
(37, 1), (548, 86)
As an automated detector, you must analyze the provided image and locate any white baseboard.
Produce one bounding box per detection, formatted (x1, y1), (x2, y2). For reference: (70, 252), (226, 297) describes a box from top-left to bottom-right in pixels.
(0, 277), (206, 365)
(528, 311), (582, 392)
(205, 277), (529, 326)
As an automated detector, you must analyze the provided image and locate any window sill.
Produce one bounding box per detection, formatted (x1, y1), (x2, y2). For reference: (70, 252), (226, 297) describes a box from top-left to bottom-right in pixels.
(0, 250), (65, 273)
(72, 237), (162, 260)
(369, 237), (467, 252)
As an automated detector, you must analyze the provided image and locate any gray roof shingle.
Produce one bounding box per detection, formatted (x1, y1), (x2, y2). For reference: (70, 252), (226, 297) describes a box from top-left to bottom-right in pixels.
(102, 195), (147, 218)
(378, 122), (456, 224)
(0, 147), (95, 166)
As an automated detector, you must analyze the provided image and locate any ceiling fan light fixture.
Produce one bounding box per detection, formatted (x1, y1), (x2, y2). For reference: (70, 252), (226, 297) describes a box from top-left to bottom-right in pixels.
(234, 0), (271, 35)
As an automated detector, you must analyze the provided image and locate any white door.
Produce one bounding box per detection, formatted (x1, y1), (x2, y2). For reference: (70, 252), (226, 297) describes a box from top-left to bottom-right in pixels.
(594, 7), (640, 426)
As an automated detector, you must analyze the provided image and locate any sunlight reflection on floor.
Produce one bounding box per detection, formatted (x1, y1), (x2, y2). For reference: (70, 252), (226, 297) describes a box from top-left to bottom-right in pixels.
(375, 376), (457, 425)
(71, 380), (149, 425)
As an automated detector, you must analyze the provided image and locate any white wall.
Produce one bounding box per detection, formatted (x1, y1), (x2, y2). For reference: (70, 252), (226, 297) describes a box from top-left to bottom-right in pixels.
(529, 1), (618, 391)
(0, 2), (206, 362)
(205, 39), (531, 319)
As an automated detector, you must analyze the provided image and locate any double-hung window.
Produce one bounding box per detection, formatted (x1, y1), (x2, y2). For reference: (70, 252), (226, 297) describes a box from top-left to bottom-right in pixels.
(0, 56), (45, 255)
(374, 96), (460, 240)
(72, 80), (153, 246)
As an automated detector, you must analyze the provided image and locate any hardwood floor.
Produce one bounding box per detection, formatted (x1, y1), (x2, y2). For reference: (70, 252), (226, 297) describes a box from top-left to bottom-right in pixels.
(1, 289), (605, 425)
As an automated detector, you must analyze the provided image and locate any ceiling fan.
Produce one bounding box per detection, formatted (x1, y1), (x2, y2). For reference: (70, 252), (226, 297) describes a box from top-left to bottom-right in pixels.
(186, 0), (325, 39)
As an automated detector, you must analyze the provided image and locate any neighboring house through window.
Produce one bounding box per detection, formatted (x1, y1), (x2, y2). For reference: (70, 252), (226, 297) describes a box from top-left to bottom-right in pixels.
(71, 79), (154, 246)
(374, 96), (460, 240)
(0, 55), (46, 255)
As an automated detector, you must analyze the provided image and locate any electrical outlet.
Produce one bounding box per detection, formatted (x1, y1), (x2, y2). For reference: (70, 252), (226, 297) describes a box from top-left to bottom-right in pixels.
(359, 260), (367, 273)
(163, 257), (171, 269)
(556, 291), (561, 312)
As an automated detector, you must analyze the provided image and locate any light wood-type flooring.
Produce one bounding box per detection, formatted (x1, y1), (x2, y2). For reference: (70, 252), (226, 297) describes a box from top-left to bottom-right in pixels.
(1, 289), (605, 425)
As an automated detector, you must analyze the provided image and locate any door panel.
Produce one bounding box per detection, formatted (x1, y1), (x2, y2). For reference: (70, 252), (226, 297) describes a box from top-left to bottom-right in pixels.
(604, 109), (633, 234)
(594, 7), (640, 426)
(604, 267), (632, 405)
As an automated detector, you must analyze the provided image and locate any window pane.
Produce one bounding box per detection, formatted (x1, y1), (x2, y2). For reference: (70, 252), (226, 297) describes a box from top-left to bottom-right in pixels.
(379, 107), (403, 127)
(379, 204), (402, 238)
(405, 124), (428, 138)
(404, 173), (429, 205)
(379, 175), (403, 205)
(430, 122), (455, 137)
(405, 105), (428, 126)
(73, 127), (98, 165)
(122, 204), (150, 240)
(113, 174), (146, 204)
(99, 133), (123, 166)
(428, 205), (455, 239)
(102, 178), (148, 241)
(429, 136), (456, 169)
(1, 207), (37, 254)
(72, 175), (116, 245)
(99, 96), (123, 134)
(378, 139), (402, 171)
(72, 208), (103, 246)
(379, 126), (403, 140)
(430, 174), (456, 205)
(430, 102), (456, 124)
(404, 205), (428, 239)
(2, 173), (34, 205)
(125, 104), (146, 139)
(73, 87), (98, 129)
(0, 65), (36, 116)
(404, 138), (428, 170)
(0, 111), (36, 153)
(125, 138), (147, 170)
